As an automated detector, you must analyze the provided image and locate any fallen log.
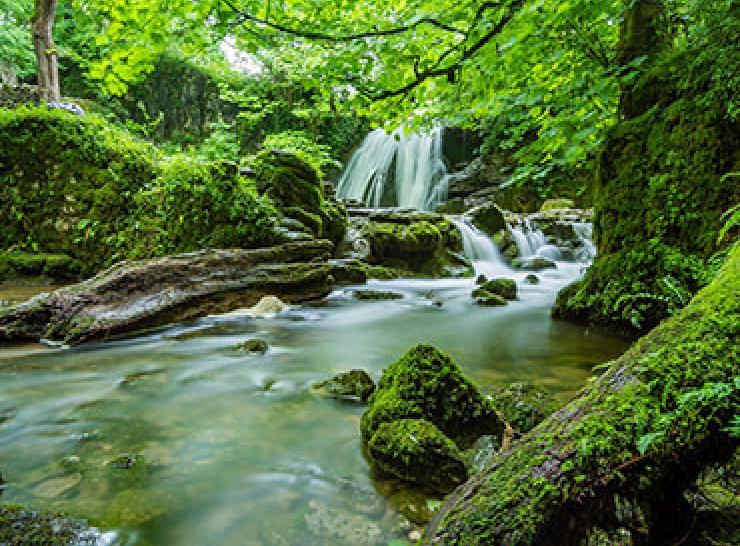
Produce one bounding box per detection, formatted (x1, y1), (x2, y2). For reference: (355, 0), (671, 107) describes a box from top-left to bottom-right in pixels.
(426, 246), (739, 545)
(0, 240), (334, 345)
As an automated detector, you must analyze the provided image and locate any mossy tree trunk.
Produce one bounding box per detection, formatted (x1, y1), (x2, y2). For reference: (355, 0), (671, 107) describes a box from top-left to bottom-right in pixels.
(32, 0), (60, 102)
(426, 247), (739, 545)
(616, 0), (669, 119)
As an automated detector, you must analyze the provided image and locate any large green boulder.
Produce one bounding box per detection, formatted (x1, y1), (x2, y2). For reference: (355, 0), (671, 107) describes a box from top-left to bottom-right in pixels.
(253, 148), (347, 247)
(361, 345), (503, 448)
(367, 419), (468, 492)
(360, 215), (468, 277)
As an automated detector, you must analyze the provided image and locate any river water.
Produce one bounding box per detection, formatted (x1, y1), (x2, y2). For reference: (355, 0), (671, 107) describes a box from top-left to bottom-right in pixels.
(0, 255), (629, 545)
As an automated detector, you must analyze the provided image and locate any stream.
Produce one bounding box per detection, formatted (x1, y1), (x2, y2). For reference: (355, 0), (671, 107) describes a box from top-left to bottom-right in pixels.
(0, 234), (629, 545)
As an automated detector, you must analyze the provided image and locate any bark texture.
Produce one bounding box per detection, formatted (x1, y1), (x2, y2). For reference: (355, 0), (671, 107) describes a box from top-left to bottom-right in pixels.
(0, 240), (334, 345)
(32, 0), (60, 102)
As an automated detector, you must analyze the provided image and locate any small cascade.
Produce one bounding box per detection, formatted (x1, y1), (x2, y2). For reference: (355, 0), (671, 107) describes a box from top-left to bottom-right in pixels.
(509, 219), (548, 257)
(451, 217), (510, 277)
(335, 126), (449, 210)
(573, 222), (597, 262)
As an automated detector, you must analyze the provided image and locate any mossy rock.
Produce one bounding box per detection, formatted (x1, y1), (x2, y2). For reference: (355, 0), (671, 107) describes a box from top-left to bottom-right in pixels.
(253, 148), (323, 211)
(0, 505), (94, 545)
(361, 344), (503, 448)
(540, 198), (575, 211)
(235, 339), (269, 354)
(0, 251), (82, 281)
(490, 382), (560, 433)
(367, 419), (467, 492)
(312, 369), (375, 403)
(477, 278), (517, 300)
(525, 274), (540, 285)
(469, 202), (506, 237)
(473, 291), (507, 306)
(352, 289), (404, 301)
(511, 257), (557, 271)
(329, 259), (368, 285)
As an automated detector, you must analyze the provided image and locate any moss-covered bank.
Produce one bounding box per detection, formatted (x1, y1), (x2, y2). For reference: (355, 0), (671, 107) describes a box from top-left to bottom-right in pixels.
(0, 107), (346, 280)
(426, 245), (739, 545)
(553, 15), (740, 334)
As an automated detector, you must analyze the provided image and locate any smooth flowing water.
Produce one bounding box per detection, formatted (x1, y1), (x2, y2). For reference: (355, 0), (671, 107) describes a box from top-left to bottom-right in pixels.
(0, 246), (629, 545)
(335, 127), (450, 210)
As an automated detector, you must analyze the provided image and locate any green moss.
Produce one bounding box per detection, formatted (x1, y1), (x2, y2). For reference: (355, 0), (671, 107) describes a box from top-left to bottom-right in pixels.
(312, 369), (375, 403)
(555, 49), (740, 334)
(490, 382), (559, 433)
(362, 344), (503, 448)
(0, 505), (89, 545)
(368, 419), (468, 492)
(428, 246), (740, 545)
(0, 107), (280, 275)
(0, 251), (82, 281)
(476, 278), (517, 300)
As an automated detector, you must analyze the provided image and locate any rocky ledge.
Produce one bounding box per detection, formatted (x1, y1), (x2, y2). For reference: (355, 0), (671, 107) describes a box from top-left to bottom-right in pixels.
(0, 240), (334, 345)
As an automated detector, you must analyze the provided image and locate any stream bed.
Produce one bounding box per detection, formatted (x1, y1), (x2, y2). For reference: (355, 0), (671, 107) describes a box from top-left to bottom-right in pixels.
(0, 263), (629, 545)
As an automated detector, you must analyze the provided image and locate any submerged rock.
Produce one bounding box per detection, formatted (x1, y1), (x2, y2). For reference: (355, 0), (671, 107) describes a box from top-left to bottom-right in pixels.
(235, 339), (269, 355)
(490, 382), (560, 433)
(0, 241), (333, 345)
(476, 278), (517, 300)
(473, 292), (507, 306)
(312, 369), (375, 403)
(304, 500), (384, 546)
(352, 289), (404, 301)
(361, 344), (503, 491)
(0, 505), (111, 546)
(511, 256), (557, 271)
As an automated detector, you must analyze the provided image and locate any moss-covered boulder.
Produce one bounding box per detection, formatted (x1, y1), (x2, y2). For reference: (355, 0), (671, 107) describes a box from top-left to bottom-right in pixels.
(367, 419), (468, 492)
(312, 369), (375, 403)
(360, 215), (468, 277)
(362, 345), (503, 449)
(490, 382), (560, 433)
(469, 202), (506, 237)
(0, 108), (280, 276)
(425, 245), (740, 546)
(477, 278), (517, 300)
(235, 339), (269, 354)
(253, 148), (347, 247)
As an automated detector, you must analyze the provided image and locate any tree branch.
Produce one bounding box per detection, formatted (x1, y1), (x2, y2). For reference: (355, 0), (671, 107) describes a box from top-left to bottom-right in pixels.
(370, 0), (525, 101)
(221, 0), (466, 40)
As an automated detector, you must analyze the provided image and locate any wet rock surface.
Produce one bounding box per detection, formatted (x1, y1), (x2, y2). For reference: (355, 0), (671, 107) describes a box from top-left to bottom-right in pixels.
(361, 345), (503, 492)
(312, 369), (376, 403)
(0, 241), (334, 345)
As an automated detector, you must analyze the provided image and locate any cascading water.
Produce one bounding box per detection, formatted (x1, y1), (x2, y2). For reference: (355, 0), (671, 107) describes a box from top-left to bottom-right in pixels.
(451, 217), (511, 277)
(573, 222), (597, 262)
(335, 126), (449, 210)
(509, 219), (549, 257)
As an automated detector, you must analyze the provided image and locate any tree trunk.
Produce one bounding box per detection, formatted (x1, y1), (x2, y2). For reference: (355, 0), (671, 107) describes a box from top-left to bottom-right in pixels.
(616, 0), (668, 119)
(426, 246), (739, 545)
(32, 0), (60, 102)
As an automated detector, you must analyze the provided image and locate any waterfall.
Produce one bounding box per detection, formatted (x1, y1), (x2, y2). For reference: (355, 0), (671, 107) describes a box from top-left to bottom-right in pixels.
(335, 127), (449, 210)
(509, 219), (548, 257)
(451, 217), (510, 277)
(573, 222), (597, 262)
